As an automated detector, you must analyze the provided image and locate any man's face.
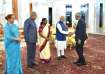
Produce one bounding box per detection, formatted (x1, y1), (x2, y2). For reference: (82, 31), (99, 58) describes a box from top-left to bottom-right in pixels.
(9, 15), (15, 24)
(75, 15), (78, 20)
(31, 13), (37, 20)
(60, 16), (65, 22)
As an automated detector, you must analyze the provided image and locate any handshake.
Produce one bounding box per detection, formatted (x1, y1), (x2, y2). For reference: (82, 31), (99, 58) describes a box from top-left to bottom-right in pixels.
(68, 32), (74, 36)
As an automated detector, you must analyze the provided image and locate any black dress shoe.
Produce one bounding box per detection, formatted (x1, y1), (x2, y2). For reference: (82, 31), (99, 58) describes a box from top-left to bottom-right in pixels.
(76, 62), (86, 66)
(73, 60), (80, 64)
(57, 56), (61, 60)
(32, 62), (38, 66)
(27, 65), (33, 68)
(61, 56), (67, 59)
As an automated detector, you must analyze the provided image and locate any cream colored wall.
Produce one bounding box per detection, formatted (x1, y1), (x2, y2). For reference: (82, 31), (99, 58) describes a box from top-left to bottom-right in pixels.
(0, 0), (30, 27)
(32, 1), (48, 28)
(0, 0), (105, 34)
(52, 0), (66, 25)
(0, 0), (13, 25)
(18, 0), (30, 27)
(72, 0), (81, 24)
(79, 0), (105, 34)
(4, 0), (13, 15)
(31, 0), (100, 34)
(88, 0), (96, 33)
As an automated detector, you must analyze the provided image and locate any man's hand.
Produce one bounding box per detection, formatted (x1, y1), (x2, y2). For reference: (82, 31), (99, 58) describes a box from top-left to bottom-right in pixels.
(78, 39), (81, 44)
(68, 32), (74, 36)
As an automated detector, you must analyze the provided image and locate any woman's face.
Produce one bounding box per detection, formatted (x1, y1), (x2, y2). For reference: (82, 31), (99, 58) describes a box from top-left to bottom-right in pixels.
(8, 15), (15, 24)
(43, 19), (47, 24)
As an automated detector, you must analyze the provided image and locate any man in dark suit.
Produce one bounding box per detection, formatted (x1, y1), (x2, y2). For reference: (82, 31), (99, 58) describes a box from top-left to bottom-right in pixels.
(24, 12), (37, 68)
(74, 12), (87, 66)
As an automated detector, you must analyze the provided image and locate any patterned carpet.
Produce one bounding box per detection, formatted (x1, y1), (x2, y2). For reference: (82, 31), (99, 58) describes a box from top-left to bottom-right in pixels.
(0, 35), (105, 74)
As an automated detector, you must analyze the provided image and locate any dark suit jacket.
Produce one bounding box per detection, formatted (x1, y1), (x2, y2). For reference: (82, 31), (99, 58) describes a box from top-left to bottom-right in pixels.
(75, 19), (87, 41)
(24, 18), (37, 43)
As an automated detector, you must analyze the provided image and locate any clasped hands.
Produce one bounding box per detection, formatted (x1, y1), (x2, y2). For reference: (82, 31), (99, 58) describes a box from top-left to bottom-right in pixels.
(45, 37), (50, 41)
(68, 32), (74, 36)
(16, 37), (21, 42)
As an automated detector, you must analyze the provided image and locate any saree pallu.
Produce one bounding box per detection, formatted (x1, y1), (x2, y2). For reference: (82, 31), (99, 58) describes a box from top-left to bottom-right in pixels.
(38, 24), (51, 61)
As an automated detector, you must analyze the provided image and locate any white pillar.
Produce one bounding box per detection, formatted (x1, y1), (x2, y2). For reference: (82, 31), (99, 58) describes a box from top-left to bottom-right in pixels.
(88, 0), (96, 33)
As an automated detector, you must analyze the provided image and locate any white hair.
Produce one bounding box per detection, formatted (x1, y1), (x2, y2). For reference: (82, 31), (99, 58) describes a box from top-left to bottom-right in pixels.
(31, 11), (37, 16)
(75, 12), (81, 17)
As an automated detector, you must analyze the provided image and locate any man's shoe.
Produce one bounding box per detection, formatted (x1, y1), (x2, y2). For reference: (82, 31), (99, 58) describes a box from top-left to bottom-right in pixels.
(27, 67), (34, 72)
(57, 56), (61, 60)
(76, 62), (86, 66)
(61, 56), (67, 59)
(73, 60), (80, 64)
(27, 65), (33, 69)
(32, 62), (38, 66)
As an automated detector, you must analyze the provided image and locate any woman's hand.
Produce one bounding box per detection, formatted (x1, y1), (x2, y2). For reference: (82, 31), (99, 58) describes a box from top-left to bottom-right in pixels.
(49, 31), (52, 35)
(16, 37), (21, 42)
(46, 38), (50, 41)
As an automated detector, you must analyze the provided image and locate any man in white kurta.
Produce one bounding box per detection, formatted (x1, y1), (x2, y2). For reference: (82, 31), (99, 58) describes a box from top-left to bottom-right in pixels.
(55, 16), (69, 60)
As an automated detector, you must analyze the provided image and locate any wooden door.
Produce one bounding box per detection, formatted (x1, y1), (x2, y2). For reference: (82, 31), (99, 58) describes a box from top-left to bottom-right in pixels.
(12, 0), (18, 20)
(30, 3), (32, 15)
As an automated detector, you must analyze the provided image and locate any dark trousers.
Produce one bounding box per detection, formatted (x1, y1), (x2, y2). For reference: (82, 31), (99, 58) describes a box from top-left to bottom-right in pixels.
(26, 42), (36, 66)
(75, 39), (86, 64)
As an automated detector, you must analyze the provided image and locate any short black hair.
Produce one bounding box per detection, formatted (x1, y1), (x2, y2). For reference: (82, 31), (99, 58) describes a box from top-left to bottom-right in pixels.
(5, 14), (13, 20)
(42, 18), (47, 22)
